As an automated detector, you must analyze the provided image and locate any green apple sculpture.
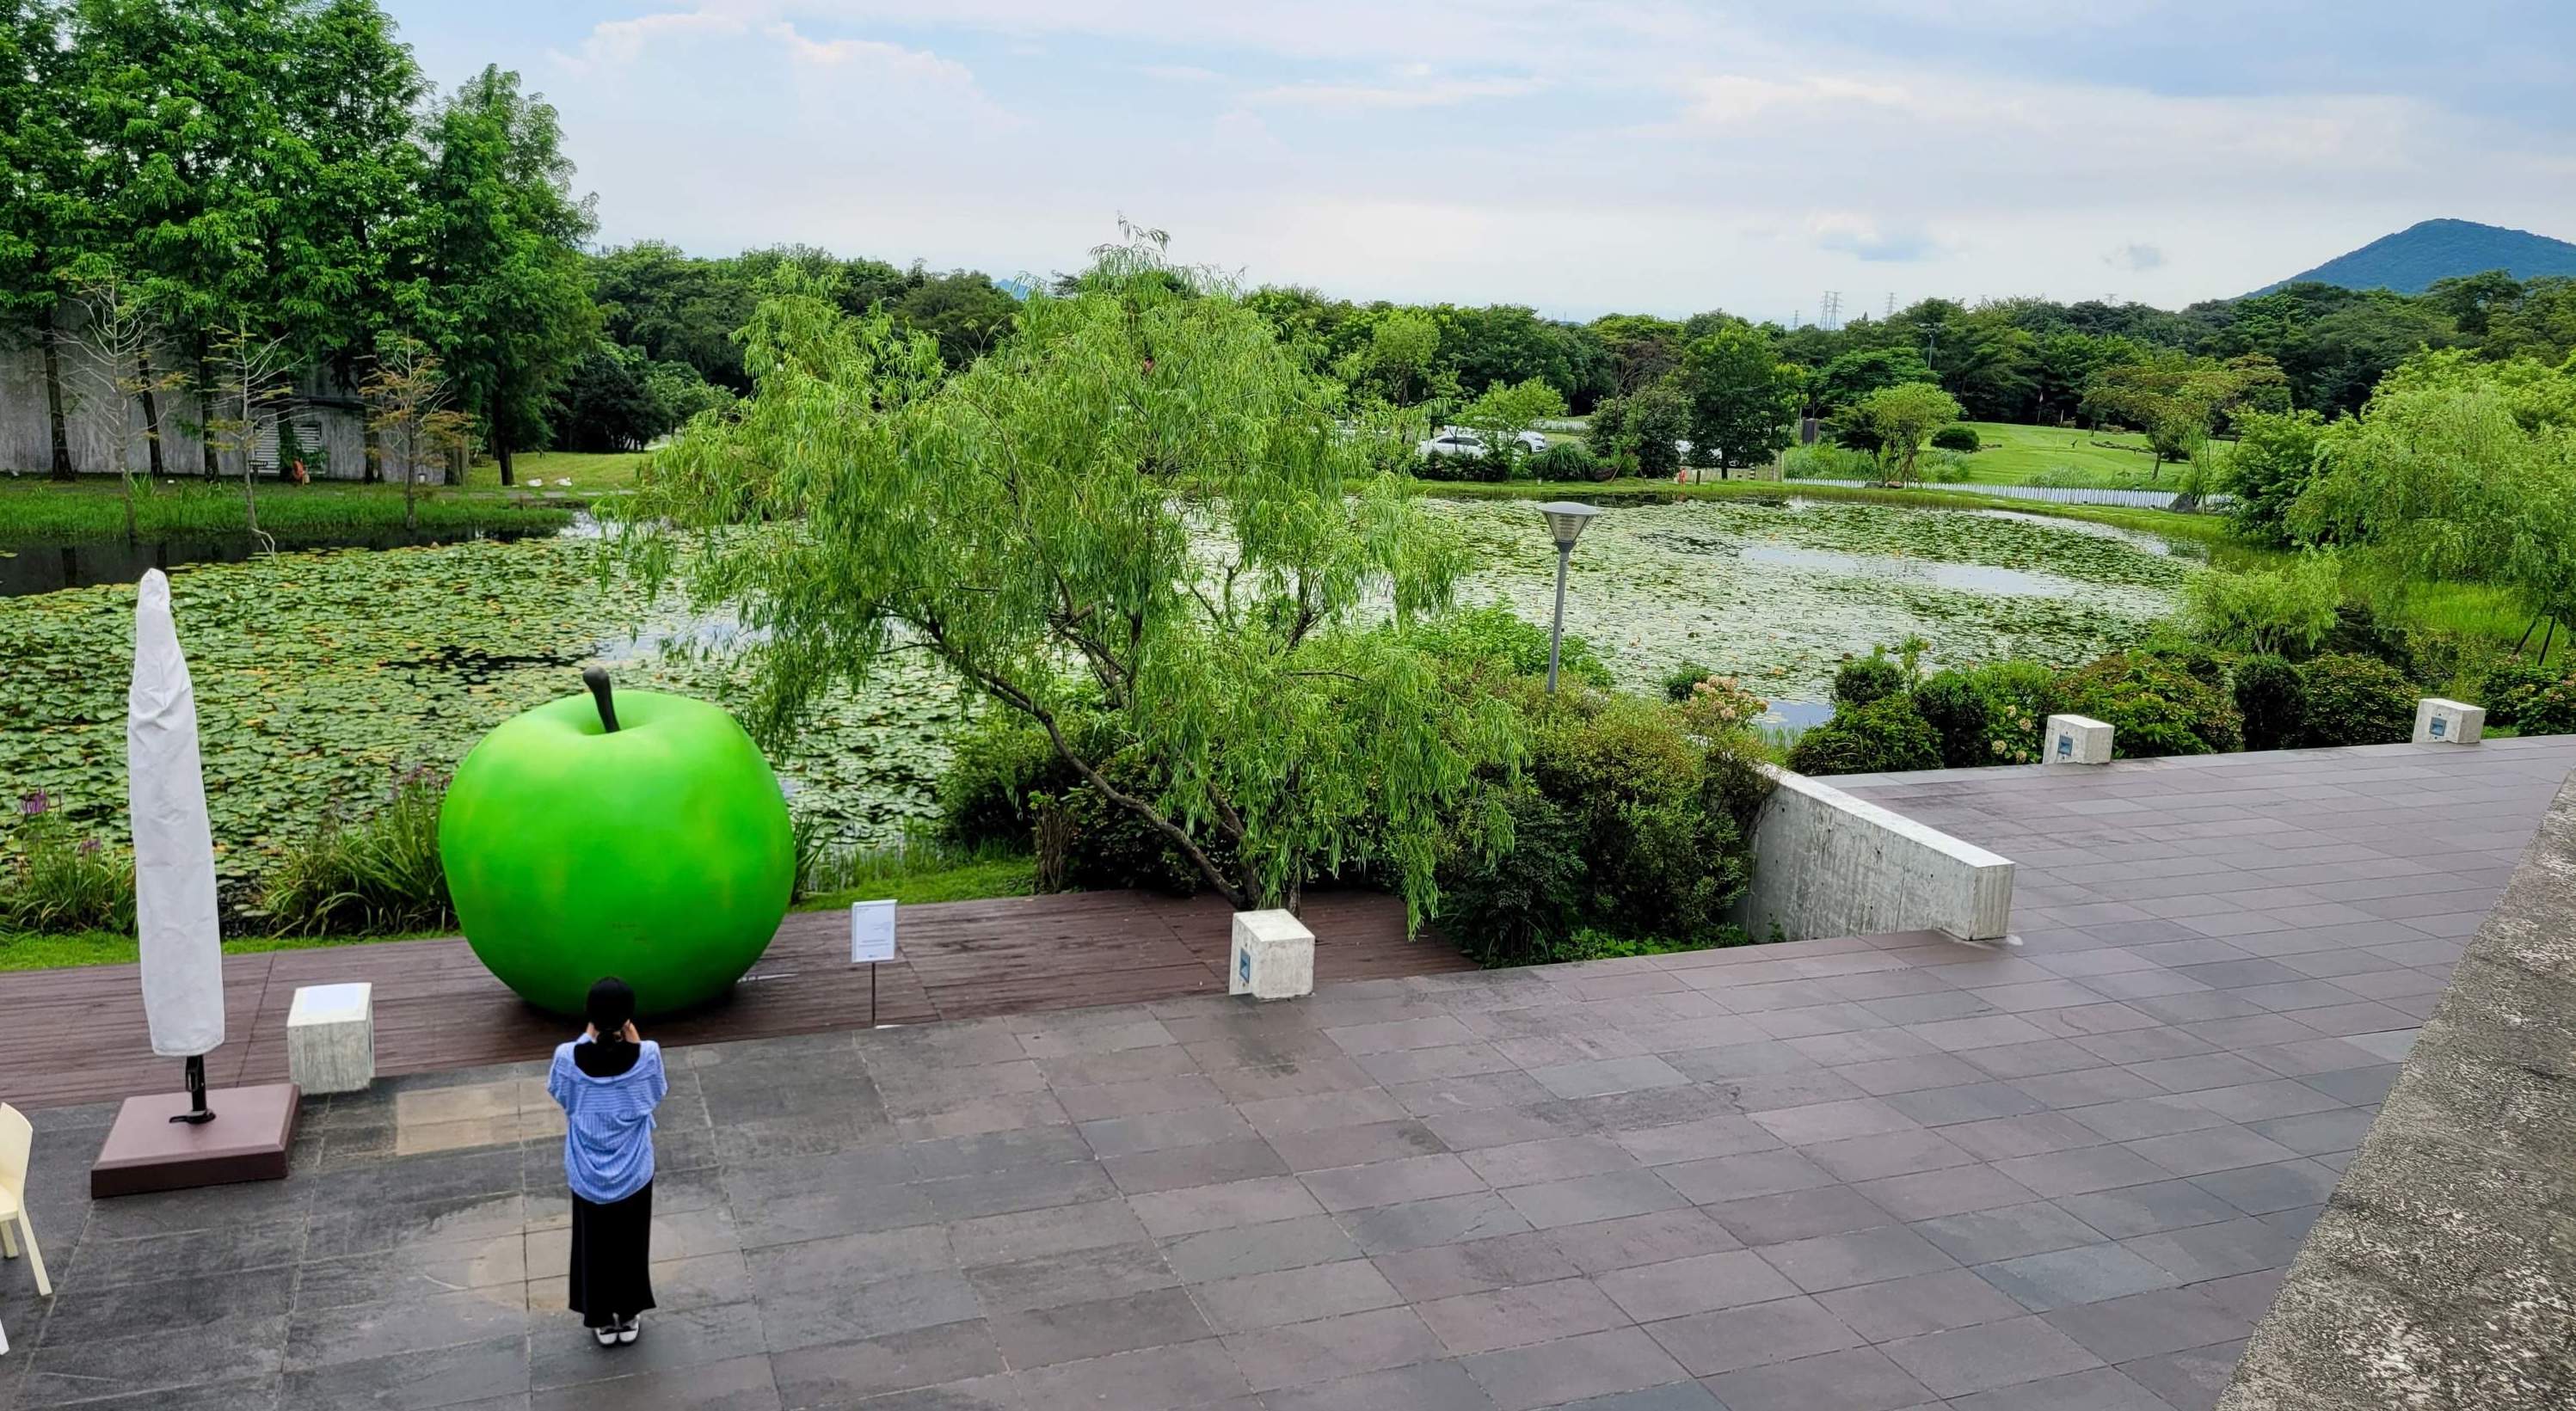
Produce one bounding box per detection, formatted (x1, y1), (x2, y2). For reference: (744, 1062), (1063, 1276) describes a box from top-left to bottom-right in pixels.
(440, 669), (795, 1017)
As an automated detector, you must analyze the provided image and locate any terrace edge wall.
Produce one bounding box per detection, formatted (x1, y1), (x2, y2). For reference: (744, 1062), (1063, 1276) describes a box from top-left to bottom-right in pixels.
(2217, 767), (2576, 1410)
(1733, 764), (2016, 944)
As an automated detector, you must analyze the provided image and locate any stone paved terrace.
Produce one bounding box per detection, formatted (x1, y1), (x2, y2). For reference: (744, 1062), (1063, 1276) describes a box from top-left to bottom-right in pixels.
(0, 737), (2569, 1410)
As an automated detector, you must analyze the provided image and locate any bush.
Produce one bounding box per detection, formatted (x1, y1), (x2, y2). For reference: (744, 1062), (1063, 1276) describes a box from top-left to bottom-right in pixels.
(1786, 696), (1943, 776)
(1921, 449), (1974, 482)
(257, 770), (452, 936)
(1438, 686), (1766, 965)
(2291, 653), (2416, 747)
(2233, 653), (2307, 752)
(2052, 653), (2243, 758)
(1661, 662), (1717, 702)
(2184, 558), (2340, 657)
(2315, 600), (2419, 677)
(1911, 661), (2050, 768)
(1930, 424), (1981, 452)
(2478, 658), (2570, 729)
(938, 713), (1073, 849)
(1413, 604), (1614, 688)
(1532, 441), (1602, 481)
(1675, 676), (1768, 737)
(1, 790), (136, 935)
(1780, 444), (1876, 481)
(1412, 450), (1510, 482)
(2521, 677), (2576, 735)
(1830, 651), (1908, 708)
(936, 711), (1237, 897)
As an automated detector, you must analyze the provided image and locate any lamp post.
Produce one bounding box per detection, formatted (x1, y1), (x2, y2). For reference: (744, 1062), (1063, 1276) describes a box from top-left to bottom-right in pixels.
(1534, 501), (1602, 692)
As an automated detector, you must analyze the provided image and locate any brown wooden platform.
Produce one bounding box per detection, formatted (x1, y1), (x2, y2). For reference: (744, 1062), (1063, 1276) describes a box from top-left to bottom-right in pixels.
(0, 889), (1470, 1110)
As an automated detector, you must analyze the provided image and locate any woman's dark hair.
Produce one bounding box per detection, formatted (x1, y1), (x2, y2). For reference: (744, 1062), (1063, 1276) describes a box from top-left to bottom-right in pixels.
(585, 977), (636, 1033)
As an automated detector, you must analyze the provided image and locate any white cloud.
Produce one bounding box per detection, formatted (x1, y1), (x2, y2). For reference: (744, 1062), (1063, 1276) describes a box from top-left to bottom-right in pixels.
(1244, 74), (1548, 110)
(1688, 75), (1910, 126)
(2106, 242), (2167, 272)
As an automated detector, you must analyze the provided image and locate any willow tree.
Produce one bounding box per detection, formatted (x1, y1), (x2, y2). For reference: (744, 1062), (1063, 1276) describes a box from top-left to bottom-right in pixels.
(619, 240), (1518, 920)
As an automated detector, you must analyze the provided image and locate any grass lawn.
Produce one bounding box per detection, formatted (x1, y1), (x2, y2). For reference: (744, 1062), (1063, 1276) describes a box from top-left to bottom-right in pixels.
(0, 472), (582, 541)
(0, 853), (1039, 973)
(459, 449), (652, 491)
(1947, 422), (2215, 488)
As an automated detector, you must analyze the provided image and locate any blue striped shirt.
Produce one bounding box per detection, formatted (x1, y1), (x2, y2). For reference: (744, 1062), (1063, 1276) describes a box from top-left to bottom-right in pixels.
(547, 1038), (667, 1204)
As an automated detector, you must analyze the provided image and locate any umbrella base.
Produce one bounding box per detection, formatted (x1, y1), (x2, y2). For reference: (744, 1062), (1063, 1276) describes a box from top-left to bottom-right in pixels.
(89, 1083), (301, 1199)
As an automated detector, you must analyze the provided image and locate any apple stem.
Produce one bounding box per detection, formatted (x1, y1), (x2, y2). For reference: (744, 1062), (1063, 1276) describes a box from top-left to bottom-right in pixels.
(582, 667), (621, 733)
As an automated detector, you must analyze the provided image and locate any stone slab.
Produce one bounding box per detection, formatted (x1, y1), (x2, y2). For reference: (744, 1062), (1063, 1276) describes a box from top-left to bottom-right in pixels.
(88, 1083), (300, 1198)
(1230, 909), (1315, 1001)
(2045, 714), (2114, 766)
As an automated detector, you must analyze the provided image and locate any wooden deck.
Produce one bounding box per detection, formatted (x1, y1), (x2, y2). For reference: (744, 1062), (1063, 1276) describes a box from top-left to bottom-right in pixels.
(0, 889), (1471, 1110)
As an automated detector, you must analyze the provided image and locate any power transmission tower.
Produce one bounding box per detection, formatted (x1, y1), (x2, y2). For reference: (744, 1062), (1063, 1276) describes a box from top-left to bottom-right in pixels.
(1884, 292), (1896, 318)
(1819, 291), (1841, 330)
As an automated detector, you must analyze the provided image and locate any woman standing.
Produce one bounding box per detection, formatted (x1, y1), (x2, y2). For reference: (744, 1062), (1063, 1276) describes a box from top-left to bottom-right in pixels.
(547, 977), (667, 1347)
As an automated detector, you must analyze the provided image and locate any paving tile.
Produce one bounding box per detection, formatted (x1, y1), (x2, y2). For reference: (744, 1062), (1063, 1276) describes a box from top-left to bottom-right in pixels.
(768, 1319), (1005, 1407)
(1221, 1306), (1448, 1392)
(1009, 1339), (1251, 1410)
(1497, 1169), (1686, 1229)
(1977, 1244), (2180, 1311)
(1458, 1136), (1636, 1188)
(1700, 1347), (1938, 1411)
(963, 1241), (1176, 1314)
(1417, 1276), (1629, 1356)
(1798, 1128), (1977, 1183)
(1911, 1201), (2111, 1264)
(1546, 1209), (1744, 1275)
(984, 1285), (1208, 1367)
(1702, 1186), (1897, 1246)
(1460, 1327), (1691, 1411)
(1606, 1114), (1781, 1166)
(1301, 1154), (1486, 1212)
(1594, 1248), (1801, 1321)
(1552, 1383), (1723, 1410)
(1639, 1294), (1862, 1377)
(2115, 1339), (2246, 1411)
(1101, 1137), (1287, 1195)
(2122, 1126), (2302, 1178)
(1372, 1230), (1581, 1302)
(1127, 1176), (1323, 1237)
(1754, 1224), (1956, 1293)
(1195, 1259), (1405, 1334)
(1941, 1365), (2175, 1410)
(1264, 1119), (1448, 1172)
(2064, 1097), (2232, 1143)
(1163, 1214), (1361, 1284)
(1657, 1148), (1837, 1204)
(1816, 1267), (2031, 1341)
(1940, 1113), (2107, 1162)
(1527, 1056), (1691, 1101)
(1990, 1146), (2173, 1199)
(1850, 1163), (2038, 1220)
(1339, 1192), (1534, 1255)
(1747, 1097), (1919, 1146)
(2119, 1217), (2308, 1282)
(1878, 1315), (2102, 1397)
(2041, 1286), (2255, 1364)
(2055, 1179), (2250, 1239)
(2187, 1157), (2340, 1215)
(1257, 1359), (1499, 1411)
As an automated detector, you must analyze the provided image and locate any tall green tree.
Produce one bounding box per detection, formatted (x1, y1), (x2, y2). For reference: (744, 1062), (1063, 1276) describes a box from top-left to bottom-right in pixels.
(1677, 326), (1801, 470)
(419, 64), (597, 485)
(2, 0), (85, 477)
(617, 242), (1518, 919)
(1857, 382), (1963, 485)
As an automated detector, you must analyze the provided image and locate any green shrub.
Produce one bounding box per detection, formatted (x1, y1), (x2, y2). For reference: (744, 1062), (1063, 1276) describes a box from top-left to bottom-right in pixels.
(2184, 557), (2340, 657)
(1830, 651), (1909, 709)
(1438, 687), (1764, 966)
(1930, 424), (1981, 452)
(1674, 675), (1768, 737)
(2233, 653), (2307, 752)
(2291, 653), (2416, 747)
(2315, 600), (2420, 677)
(2477, 658), (2568, 729)
(1, 791), (136, 935)
(1780, 444), (1876, 481)
(1413, 450), (1509, 483)
(1532, 441), (1601, 481)
(1661, 662), (1717, 702)
(1921, 449), (1974, 482)
(1786, 696), (1943, 776)
(1911, 662), (2050, 768)
(257, 770), (451, 936)
(1412, 604), (1614, 688)
(2522, 677), (2576, 735)
(2052, 653), (2243, 757)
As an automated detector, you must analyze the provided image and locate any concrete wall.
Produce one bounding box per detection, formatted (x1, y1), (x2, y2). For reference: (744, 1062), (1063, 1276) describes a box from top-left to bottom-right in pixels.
(2217, 769), (2576, 1410)
(1735, 765), (2016, 943)
(2, 310), (384, 480)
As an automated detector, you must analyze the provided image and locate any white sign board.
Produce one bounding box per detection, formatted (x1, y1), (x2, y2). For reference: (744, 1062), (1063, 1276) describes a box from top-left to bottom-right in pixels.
(850, 899), (897, 964)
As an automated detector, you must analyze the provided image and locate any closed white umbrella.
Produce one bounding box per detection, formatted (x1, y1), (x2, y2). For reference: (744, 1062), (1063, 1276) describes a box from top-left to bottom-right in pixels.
(127, 569), (224, 1120)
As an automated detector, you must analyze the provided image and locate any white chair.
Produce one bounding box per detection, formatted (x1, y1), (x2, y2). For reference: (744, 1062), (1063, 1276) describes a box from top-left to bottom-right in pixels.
(0, 1103), (51, 1297)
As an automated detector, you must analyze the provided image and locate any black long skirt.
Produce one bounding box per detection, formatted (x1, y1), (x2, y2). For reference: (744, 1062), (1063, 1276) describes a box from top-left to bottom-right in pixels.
(567, 1181), (656, 1328)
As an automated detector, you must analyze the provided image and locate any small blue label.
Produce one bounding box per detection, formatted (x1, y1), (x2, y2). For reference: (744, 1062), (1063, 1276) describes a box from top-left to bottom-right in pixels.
(2430, 716), (2447, 739)
(2056, 733), (2074, 759)
(1239, 948), (1252, 983)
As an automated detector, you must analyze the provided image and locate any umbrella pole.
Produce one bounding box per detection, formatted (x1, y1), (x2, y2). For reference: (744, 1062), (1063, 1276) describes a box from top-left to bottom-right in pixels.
(170, 1055), (216, 1125)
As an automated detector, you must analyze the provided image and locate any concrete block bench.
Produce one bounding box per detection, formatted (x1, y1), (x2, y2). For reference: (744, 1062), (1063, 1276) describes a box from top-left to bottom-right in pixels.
(2045, 714), (2113, 765)
(1230, 910), (1315, 1001)
(287, 983), (375, 1095)
(2414, 698), (2484, 745)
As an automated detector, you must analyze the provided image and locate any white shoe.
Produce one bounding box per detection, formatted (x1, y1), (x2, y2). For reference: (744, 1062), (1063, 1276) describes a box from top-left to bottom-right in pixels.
(593, 1326), (618, 1347)
(617, 1317), (640, 1345)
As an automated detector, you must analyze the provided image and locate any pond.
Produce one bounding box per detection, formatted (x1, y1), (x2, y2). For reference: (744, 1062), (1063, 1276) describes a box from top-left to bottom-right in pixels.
(1430, 496), (2192, 721)
(0, 495), (2195, 900)
(0, 526), (563, 597)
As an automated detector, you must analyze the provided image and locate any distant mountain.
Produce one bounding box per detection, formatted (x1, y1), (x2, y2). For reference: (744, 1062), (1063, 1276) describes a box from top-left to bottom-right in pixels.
(2254, 218), (2576, 296)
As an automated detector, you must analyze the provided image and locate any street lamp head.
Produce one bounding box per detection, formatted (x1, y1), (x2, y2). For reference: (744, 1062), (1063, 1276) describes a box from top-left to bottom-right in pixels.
(1535, 500), (1602, 549)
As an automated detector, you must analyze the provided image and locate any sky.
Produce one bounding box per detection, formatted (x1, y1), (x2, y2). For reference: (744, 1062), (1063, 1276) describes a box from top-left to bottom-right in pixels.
(385, 0), (2576, 321)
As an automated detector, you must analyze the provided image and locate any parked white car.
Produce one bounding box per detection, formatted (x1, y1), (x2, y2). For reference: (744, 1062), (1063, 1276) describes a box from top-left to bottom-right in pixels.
(1417, 426), (1548, 457)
